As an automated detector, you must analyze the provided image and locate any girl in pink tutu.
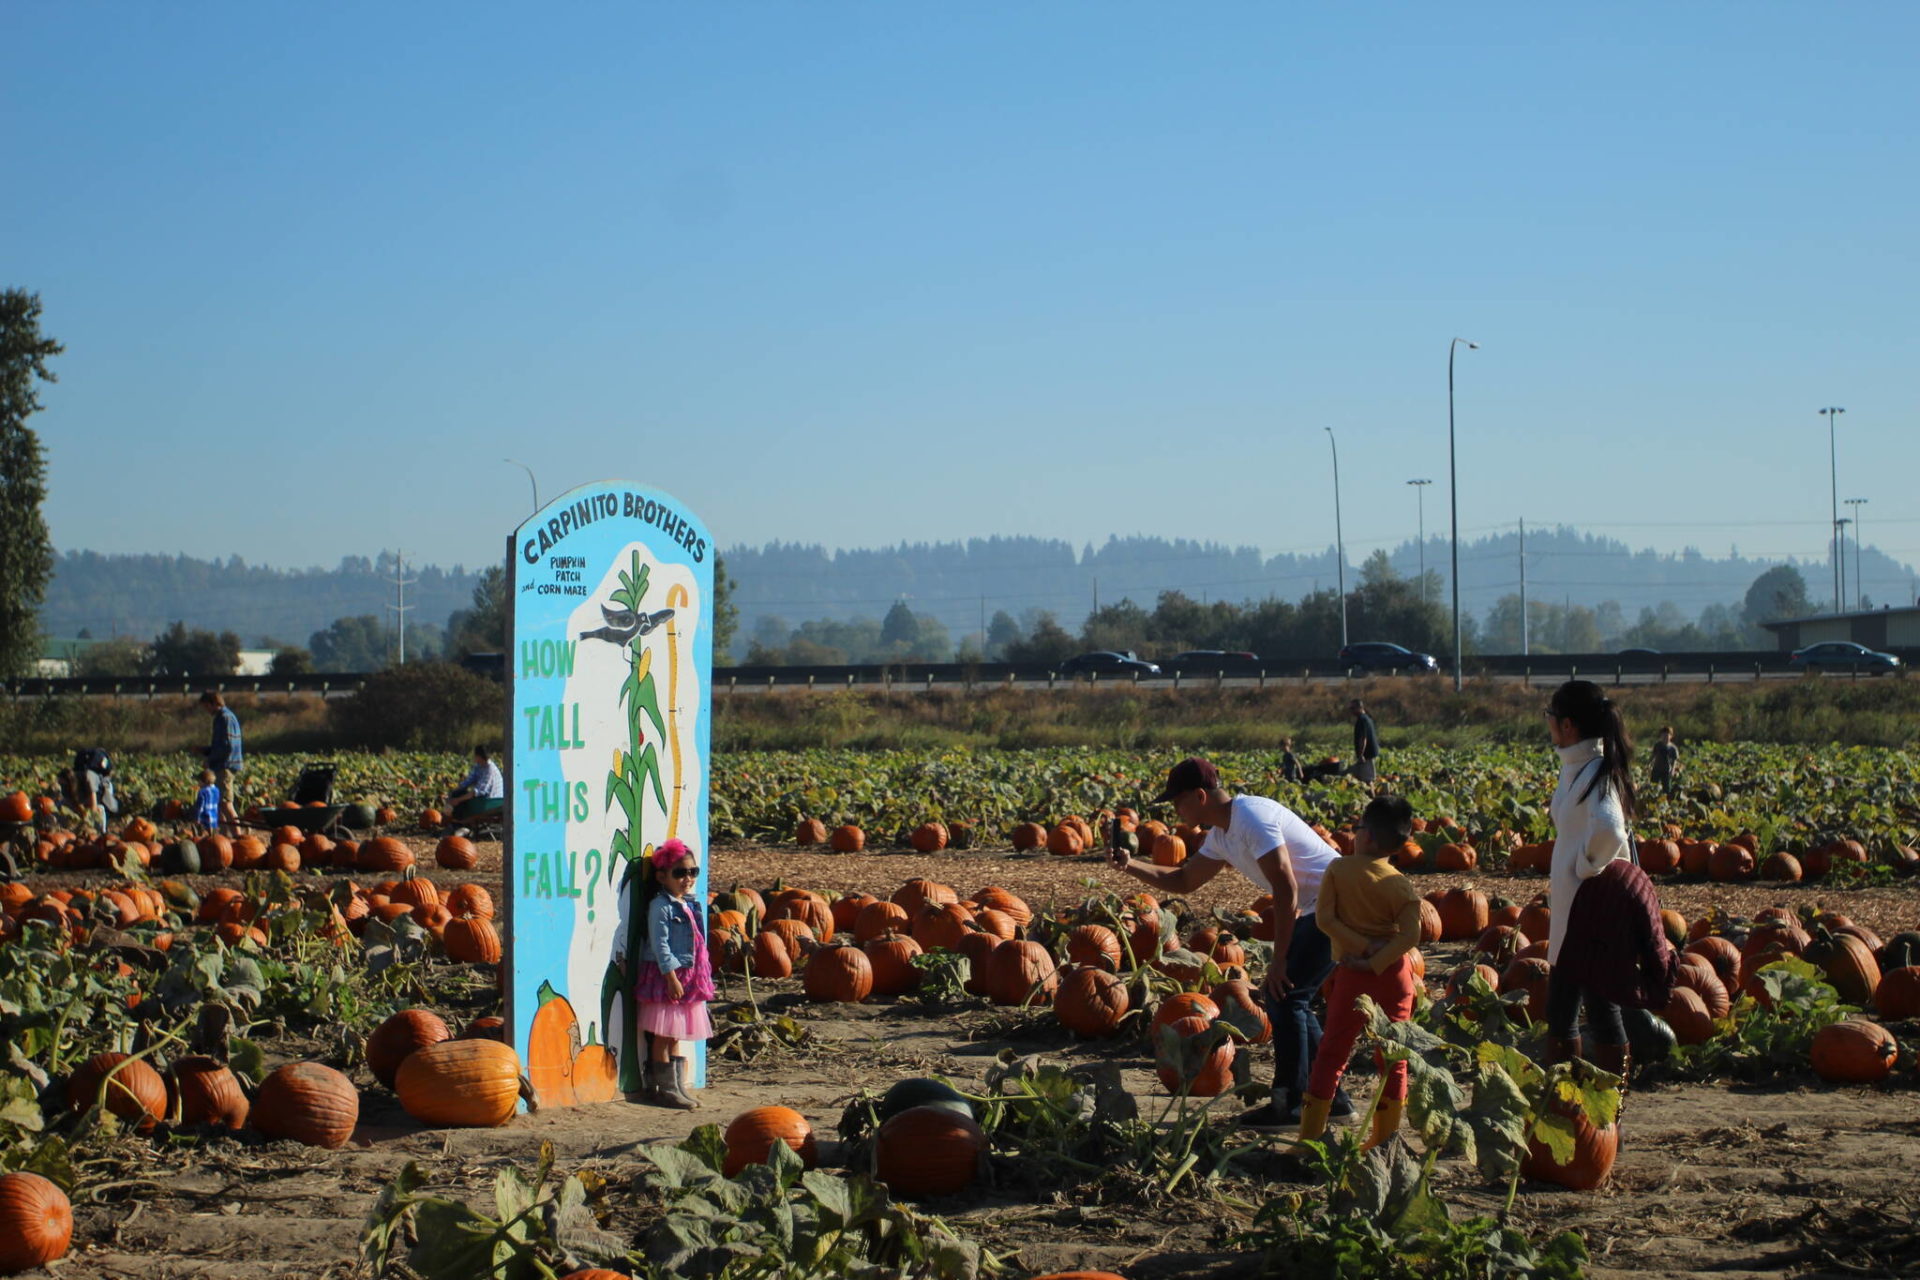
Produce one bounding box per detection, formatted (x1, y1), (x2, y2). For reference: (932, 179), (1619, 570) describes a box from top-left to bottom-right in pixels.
(633, 838), (714, 1109)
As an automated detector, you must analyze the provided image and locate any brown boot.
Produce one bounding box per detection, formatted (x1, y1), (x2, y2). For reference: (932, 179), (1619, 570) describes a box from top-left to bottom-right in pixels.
(1543, 1036), (1581, 1066)
(1590, 1041), (1630, 1081)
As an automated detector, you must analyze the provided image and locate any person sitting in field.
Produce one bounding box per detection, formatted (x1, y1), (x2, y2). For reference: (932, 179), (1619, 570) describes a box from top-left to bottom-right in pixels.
(446, 744), (505, 831)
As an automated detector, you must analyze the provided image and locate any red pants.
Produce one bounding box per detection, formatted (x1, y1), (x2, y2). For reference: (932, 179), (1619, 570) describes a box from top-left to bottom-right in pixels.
(1308, 955), (1417, 1101)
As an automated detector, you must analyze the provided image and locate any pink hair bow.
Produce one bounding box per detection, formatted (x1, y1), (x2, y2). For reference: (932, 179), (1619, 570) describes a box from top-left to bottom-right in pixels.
(651, 838), (692, 869)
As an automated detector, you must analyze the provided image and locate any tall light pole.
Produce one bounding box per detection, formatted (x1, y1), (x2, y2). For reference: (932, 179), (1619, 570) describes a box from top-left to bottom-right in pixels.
(1407, 479), (1433, 605)
(1448, 338), (1478, 692)
(1818, 407), (1844, 611)
(1326, 427), (1347, 648)
(1846, 497), (1868, 609)
(1837, 518), (1852, 610)
(504, 458), (540, 516)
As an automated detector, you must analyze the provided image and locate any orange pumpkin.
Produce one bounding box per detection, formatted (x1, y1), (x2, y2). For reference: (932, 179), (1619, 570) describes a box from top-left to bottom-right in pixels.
(367, 1009), (453, 1088)
(863, 932), (924, 996)
(794, 818), (828, 845)
(358, 836), (416, 873)
(1153, 1014), (1235, 1096)
(1810, 1018), (1898, 1083)
(1053, 965), (1130, 1037)
(803, 943), (874, 1003)
(445, 915), (503, 964)
(969, 886), (1033, 929)
(0, 1171), (71, 1273)
(854, 900), (911, 942)
(435, 835), (479, 870)
(170, 1056), (249, 1129)
(828, 824), (866, 853)
(251, 1062), (359, 1148)
(723, 1106), (817, 1176)
(67, 1052), (166, 1130)
(1010, 822), (1047, 851)
(910, 821), (949, 852)
(1067, 924), (1123, 972)
(982, 939), (1058, 1007)
(572, 1042), (620, 1104)
(395, 1039), (522, 1127)
(875, 1104), (985, 1198)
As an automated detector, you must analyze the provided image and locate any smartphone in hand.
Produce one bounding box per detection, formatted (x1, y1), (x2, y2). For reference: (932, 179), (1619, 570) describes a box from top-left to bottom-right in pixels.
(1106, 817), (1131, 868)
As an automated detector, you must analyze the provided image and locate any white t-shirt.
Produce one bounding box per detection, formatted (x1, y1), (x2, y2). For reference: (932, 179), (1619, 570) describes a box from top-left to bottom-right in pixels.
(1197, 794), (1338, 916)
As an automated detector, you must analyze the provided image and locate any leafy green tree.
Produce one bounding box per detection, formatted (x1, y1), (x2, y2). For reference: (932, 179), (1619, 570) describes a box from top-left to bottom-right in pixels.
(0, 290), (61, 677)
(270, 646), (314, 675)
(985, 609), (1023, 658)
(310, 614), (391, 671)
(1081, 599), (1151, 654)
(444, 563), (507, 657)
(331, 660), (504, 750)
(1003, 612), (1079, 664)
(1743, 564), (1811, 628)
(880, 600), (920, 649)
(145, 621), (241, 676)
(71, 636), (146, 677)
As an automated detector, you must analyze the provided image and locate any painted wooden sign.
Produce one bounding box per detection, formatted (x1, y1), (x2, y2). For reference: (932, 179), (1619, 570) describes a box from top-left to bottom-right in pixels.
(505, 481), (712, 1105)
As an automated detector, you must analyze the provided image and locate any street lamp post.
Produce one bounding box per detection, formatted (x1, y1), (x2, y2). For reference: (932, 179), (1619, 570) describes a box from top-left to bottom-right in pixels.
(1448, 338), (1478, 692)
(1326, 428), (1347, 649)
(1837, 518), (1852, 610)
(504, 458), (540, 516)
(1407, 479), (1433, 605)
(1846, 497), (1868, 609)
(1818, 407), (1844, 612)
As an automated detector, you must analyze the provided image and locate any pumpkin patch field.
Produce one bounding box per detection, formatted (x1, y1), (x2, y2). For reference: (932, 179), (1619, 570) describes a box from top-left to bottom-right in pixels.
(0, 744), (1917, 1279)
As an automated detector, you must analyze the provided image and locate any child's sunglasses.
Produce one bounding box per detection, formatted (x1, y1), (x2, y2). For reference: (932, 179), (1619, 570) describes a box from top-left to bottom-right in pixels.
(667, 865), (697, 879)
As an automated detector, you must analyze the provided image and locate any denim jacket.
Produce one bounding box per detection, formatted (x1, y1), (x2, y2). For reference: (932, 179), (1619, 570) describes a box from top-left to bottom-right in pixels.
(647, 892), (698, 972)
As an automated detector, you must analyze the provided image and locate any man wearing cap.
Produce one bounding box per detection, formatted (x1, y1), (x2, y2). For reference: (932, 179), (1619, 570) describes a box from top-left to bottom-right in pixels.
(1107, 756), (1348, 1131)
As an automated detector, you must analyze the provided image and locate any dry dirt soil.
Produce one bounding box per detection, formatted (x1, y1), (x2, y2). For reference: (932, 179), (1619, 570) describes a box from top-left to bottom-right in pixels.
(30, 837), (1920, 1280)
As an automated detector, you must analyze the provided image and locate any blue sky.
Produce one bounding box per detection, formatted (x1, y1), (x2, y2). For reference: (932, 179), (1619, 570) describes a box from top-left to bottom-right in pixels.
(8, 2), (1918, 593)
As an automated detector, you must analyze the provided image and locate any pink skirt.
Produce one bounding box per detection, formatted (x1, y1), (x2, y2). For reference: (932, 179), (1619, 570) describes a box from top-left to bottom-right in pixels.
(638, 999), (711, 1039)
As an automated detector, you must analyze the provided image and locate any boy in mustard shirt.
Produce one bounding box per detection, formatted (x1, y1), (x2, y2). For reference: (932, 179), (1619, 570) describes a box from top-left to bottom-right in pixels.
(1298, 794), (1424, 1148)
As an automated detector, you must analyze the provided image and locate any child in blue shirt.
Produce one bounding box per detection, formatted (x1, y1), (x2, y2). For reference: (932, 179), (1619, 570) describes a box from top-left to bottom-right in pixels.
(193, 770), (221, 837)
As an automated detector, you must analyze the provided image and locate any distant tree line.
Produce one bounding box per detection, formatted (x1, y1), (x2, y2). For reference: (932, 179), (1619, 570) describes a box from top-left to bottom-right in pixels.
(740, 558), (1815, 666)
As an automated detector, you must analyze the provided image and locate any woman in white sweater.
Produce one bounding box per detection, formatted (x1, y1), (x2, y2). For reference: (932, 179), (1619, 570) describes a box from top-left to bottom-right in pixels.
(1543, 680), (1639, 1074)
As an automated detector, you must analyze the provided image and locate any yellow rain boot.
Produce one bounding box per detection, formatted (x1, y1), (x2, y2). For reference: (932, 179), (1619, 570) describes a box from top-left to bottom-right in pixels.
(1296, 1094), (1335, 1143)
(1363, 1099), (1404, 1151)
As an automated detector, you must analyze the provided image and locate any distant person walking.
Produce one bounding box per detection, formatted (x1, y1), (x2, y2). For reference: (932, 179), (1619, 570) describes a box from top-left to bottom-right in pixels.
(1348, 700), (1380, 784)
(199, 691), (243, 834)
(1279, 737), (1304, 785)
(1104, 756), (1344, 1131)
(1649, 726), (1680, 799)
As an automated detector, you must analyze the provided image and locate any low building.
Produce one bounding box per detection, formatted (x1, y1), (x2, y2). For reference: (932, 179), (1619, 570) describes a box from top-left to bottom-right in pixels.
(1759, 604), (1920, 653)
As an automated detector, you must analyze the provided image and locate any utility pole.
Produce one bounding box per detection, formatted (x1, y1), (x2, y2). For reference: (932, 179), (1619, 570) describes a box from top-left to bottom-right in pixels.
(1846, 497), (1868, 609)
(1836, 519), (1851, 613)
(1326, 428), (1347, 648)
(1519, 518), (1529, 656)
(1408, 479), (1433, 606)
(383, 550), (417, 665)
(1819, 407), (1844, 611)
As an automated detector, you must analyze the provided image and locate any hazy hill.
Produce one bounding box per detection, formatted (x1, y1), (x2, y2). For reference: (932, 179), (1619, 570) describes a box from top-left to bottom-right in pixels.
(38, 531), (1915, 658)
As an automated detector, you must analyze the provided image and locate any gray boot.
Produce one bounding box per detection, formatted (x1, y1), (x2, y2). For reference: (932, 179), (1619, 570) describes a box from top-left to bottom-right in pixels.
(651, 1060), (694, 1110)
(674, 1056), (701, 1109)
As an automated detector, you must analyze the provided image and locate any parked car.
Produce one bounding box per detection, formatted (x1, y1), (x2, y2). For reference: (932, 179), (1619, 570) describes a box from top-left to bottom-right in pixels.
(1161, 649), (1263, 674)
(1059, 650), (1162, 677)
(1787, 641), (1901, 673)
(1338, 642), (1439, 673)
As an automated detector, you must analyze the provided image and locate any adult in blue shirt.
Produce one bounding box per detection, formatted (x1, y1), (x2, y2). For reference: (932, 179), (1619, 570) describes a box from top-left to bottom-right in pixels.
(199, 691), (243, 834)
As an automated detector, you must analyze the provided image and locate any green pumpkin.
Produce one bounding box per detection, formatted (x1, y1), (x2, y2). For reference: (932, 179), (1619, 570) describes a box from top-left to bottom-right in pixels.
(877, 1076), (972, 1125)
(1878, 932), (1920, 972)
(342, 803), (377, 831)
(1620, 1007), (1677, 1063)
(160, 839), (201, 875)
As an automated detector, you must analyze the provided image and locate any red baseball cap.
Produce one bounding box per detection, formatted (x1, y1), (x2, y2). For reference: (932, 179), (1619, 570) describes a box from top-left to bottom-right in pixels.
(1153, 756), (1220, 803)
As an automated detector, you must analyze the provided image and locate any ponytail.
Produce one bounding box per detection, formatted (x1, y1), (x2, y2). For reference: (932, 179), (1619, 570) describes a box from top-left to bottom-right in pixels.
(1548, 680), (1638, 821)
